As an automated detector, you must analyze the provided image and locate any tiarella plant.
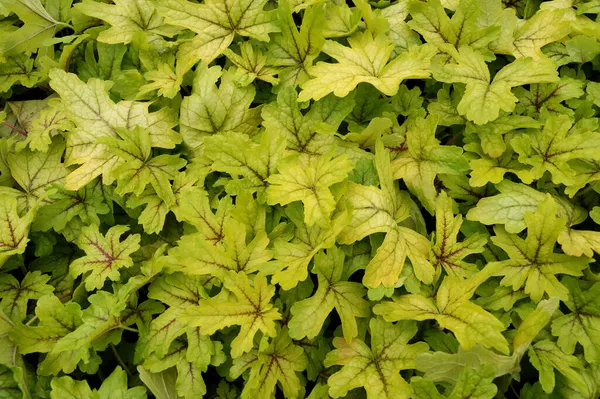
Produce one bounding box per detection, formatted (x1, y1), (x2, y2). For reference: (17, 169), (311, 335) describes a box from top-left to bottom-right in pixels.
(1, 0), (600, 398)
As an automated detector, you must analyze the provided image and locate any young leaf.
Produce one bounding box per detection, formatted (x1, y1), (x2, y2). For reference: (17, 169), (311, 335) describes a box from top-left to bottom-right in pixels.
(0, 196), (36, 267)
(288, 247), (370, 342)
(50, 366), (147, 399)
(266, 151), (353, 227)
(528, 340), (586, 394)
(0, 271), (54, 322)
(487, 197), (590, 302)
(324, 318), (428, 399)
(182, 272), (281, 357)
(298, 31), (436, 101)
(70, 224), (141, 291)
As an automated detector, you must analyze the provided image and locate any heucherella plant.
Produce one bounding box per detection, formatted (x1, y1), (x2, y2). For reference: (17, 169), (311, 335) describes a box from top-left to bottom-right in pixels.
(2, 0), (600, 397)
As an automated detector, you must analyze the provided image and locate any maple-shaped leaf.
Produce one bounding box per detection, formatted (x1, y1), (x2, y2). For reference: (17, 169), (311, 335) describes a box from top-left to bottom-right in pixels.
(268, 0), (325, 87)
(175, 188), (231, 244)
(298, 31), (436, 101)
(288, 247), (370, 342)
(136, 273), (211, 360)
(70, 224), (141, 291)
(102, 126), (186, 206)
(338, 141), (434, 287)
(75, 0), (179, 44)
(511, 114), (600, 186)
(488, 197), (590, 302)
(528, 339), (586, 394)
(7, 137), (68, 211)
(0, 54), (38, 92)
(513, 77), (584, 116)
(266, 151), (354, 227)
(324, 318), (428, 399)
(411, 365), (498, 399)
(551, 277), (600, 364)
(182, 272), (281, 357)
(167, 218), (271, 278)
(224, 41), (279, 86)
(391, 116), (468, 214)
(262, 87), (354, 155)
(0, 0), (71, 56)
(270, 203), (350, 290)
(48, 69), (180, 190)
(50, 366), (146, 399)
(204, 130), (286, 198)
(0, 271), (53, 322)
(375, 265), (509, 354)
(158, 0), (278, 70)
(179, 65), (262, 152)
(432, 192), (486, 278)
(432, 46), (558, 125)
(231, 329), (306, 399)
(409, 0), (502, 53)
(0, 196), (36, 267)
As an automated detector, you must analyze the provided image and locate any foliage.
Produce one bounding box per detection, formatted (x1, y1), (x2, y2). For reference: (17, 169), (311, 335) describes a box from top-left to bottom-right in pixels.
(1, 0), (600, 398)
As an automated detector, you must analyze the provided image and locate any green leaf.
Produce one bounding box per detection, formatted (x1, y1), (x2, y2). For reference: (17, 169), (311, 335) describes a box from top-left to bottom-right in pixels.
(138, 366), (181, 399)
(433, 46), (558, 125)
(412, 365), (498, 399)
(551, 277), (600, 363)
(75, 0), (178, 44)
(487, 197), (590, 302)
(158, 0), (278, 70)
(70, 224), (141, 291)
(0, 196), (36, 267)
(288, 247), (370, 342)
(324, 318), (428, 399)
(375, 265), (509, 354)
(431, 192), (487, 278)
(391, 116), (469, 214)
(266, 151), (354, 227)
(224, 41), (279, 86)
(0, 271), (53, 322)
(298, 31), (436, 101)
(528, 339), (586, 393)
(231, 329), (306, 399)
(182, 272), (281, 357)
(50, 366), (146, 399)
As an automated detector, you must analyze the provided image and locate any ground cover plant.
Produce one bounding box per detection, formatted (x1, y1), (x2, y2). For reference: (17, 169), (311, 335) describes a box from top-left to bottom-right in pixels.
(1, 0), (600, 397)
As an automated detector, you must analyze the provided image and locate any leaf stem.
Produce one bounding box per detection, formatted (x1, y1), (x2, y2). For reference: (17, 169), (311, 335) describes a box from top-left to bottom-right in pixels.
(2, 121), (28, 137)
(110, 343), (134, 379)
(446, 129), (463, 146)
(118, 325), (139, 333)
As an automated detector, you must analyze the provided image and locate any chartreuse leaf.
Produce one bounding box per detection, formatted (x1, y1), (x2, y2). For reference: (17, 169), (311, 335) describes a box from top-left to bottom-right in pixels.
(204, 129), (286, 198)
(157, 0), (278, 71)
(267, 151), (353, 228)
(224, 41), (279, 86)
(74, 0), (179, 44)
(375, 265), (509, 354)
(0, 0), (71, 56)
(167, 218), (271, 278)
(487, 197), (590, 302)
(262, 86), (354, 155)
(270, 203), (350, 290)
(175, 188), (231, 244)
(433, 46), (558, 125)
(101, 126), (186, 206)
(0, 54), (38, 92)
(48, 69), (180, 190)
(288, 247), (370, 342)
(0, 196), (36, 267)
(268, 0), (324, 87)
(179, 65), (261, 152)
(182, 272), (281, 357)
(431, 192), (486, 278)
(0, 271), (53, 322)
(528, 340), (586, 394)
(70, 224), (141, 291)
(339, 141), (433, 287)
(298, 31), (436, 101)
(391, 116), (469, 214)
(324, 318), (428, 399)
(231, 329), (306, 399)
(512, 114), (600, 186)
(50, 366), (146, 399)
(551, 277), (600, 364)
(511, 8), (572, 58)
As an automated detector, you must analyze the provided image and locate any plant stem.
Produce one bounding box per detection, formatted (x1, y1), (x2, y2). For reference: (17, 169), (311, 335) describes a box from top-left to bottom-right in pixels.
(2, 121), (27, 137)
(110, 343), (133, 379)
